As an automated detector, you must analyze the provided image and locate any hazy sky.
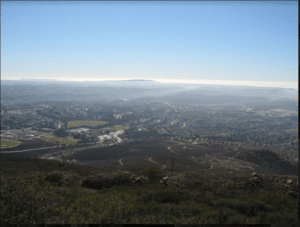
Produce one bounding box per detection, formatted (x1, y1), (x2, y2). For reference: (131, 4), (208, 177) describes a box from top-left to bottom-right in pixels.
(2, 1), (298, 88)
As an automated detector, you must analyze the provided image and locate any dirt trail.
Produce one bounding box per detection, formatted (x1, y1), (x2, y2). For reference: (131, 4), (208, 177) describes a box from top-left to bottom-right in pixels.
(167, 146), (179, 155)
(161, 164), (168, 170)
(119, 158), (124, 165)
(147, 157), (168, 170)
(148, 157), (159, 165)
(233, 151), (242, 158)
(118, 157), (135, 166)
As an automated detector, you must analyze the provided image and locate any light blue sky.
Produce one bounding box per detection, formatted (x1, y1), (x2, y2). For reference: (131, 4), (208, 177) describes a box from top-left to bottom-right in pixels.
(2, 1), (298, 88)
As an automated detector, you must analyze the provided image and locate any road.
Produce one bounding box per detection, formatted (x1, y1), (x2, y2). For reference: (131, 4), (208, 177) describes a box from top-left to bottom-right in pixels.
(1, 145), (59, 153)
(1, 142), (97, 153)
(165, 102), (176, 109)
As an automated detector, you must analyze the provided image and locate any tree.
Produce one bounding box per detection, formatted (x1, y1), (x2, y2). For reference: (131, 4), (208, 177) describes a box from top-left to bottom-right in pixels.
(48, 121), (55, 129)
(54, 128), (69, 138)
(141, 167), (163, 183)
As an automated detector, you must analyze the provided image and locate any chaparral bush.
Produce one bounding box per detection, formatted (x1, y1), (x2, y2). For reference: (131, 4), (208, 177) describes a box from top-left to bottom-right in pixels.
(141, 167), (164, 183)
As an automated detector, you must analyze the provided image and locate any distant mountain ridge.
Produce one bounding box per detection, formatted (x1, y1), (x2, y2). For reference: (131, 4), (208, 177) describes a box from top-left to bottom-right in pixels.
(1, 79), (298, 104)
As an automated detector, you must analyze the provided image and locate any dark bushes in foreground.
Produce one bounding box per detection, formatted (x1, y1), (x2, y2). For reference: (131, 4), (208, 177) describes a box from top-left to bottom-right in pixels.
(1, 172), (299, 224)
(81, 171), (134, 190)
(45, 171), (64, 187)
(0, 175), (64, 224)
(141, 189), (181, 204)
(81, 175), (111, 190)
(141, 167), (164, 183)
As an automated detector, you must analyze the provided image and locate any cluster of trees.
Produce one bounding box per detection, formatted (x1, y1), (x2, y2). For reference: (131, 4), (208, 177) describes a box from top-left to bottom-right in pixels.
(72, 133), (89, 143)
(53, 128), (69, 138)
(37, 121), (55, 129)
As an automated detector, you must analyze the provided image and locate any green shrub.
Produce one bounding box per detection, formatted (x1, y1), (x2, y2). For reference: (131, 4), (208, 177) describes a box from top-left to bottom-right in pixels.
(64, 173), (82, 187)
(141, 167), (164, 183)
(199, 210), (219, 224)
(59, 190), (138, 224)
(214, 187), (235, 198)
(177, 190), (192, 201)
(81, 175), (109, 190)
(257, 192), (296, 211)
(225, 180), (234, 190)
(202, 182), (213, 191)
(238, 193), (255, 202)
(139, 190), (155, 204)
(256, 209), (299, 224)
(179, 201), (205, 217)
(214, 199), (274, 217)
(139, 186), (182, 205)
(258, 211), (283, 224)
(45, 171), (64, 187)
(183, 215), (201, 224)
(226, 213), (249, 224)
(202, 191), (214, 206)
(192, 191), (205, 204)
(112, 174), (132, 186)
(277, 210), (300, 224)
(113, 170), (127, 177)
(217, 207), (233, 224)
(152, 190), (181, 204)
(0, 175), (64, 224)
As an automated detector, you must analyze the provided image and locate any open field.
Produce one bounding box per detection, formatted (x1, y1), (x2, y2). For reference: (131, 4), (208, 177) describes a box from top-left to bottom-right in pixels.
(42, 135), (81, 145)
(67, 120), (109, 128)
(285, 128), (298, 133)
(271, 108), (298, 114)
(1, 139), (20, 149)
(110, 125), (129, 131)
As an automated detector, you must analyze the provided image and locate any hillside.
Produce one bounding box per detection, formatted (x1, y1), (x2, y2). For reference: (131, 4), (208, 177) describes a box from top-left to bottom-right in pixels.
(1, 153), (298, 224)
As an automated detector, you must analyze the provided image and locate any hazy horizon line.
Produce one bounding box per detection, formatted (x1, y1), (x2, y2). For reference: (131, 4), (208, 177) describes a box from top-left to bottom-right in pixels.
(2, 77), (298, 89)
